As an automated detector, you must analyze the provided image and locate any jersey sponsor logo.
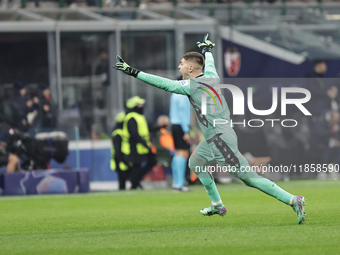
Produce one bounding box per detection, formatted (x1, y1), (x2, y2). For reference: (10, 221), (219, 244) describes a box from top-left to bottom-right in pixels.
(180, 80), (189, 86)
(225, 47), (241, 77)
(198, 82), (223, 107)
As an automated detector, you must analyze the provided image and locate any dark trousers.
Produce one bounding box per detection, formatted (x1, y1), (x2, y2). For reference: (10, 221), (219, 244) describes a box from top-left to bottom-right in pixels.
(129, 152), (157, 189)
(115, 160), (131, 190)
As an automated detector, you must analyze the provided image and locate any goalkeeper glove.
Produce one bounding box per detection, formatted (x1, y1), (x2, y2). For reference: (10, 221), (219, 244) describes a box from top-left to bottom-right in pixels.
(114, 55), (140, 78)
(197, 34), (215, 54)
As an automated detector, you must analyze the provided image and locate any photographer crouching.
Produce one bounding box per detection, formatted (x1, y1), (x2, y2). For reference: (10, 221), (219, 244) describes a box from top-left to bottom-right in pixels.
(0, 115), (69, 172)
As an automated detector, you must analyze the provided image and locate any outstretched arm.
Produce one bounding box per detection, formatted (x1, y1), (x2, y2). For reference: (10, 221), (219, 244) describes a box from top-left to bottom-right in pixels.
(114, 56), (190, 96)
(137, 72), (190, 95)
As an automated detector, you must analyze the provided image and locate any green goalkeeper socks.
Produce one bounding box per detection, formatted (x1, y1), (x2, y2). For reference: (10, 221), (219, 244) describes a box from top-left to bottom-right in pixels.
(197, 171), (222, 205)
(240, 176), (293, 205)
(189, 155), (223, 205)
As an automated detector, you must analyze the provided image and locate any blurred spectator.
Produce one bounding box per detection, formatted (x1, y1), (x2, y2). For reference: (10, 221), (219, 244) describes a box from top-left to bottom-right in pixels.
(95, 50), (109, 87)
(111, 112), (131, 190)
(305, 60), (338, 119)
(315, 110), (340, 163)
(38, 83), (57, 130)
(8, 80), (38, 131)
(151, 115), (175, 168)
(122, 96), (157, 189)
(0, 116), (20, 173)
(111, 0), (127, 6)
(86, 0), (97, 6)
(305, 60), (338, 164)
(93, 50), (109, 137)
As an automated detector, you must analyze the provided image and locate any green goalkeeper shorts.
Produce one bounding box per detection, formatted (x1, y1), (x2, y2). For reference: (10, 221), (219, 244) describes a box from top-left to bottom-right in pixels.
(189, 130), (257, 179)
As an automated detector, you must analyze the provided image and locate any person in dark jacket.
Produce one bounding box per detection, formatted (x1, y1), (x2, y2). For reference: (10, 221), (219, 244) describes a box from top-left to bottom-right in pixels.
(121, 96), (157, 189)
(111, 112), (131, 190)
(315, 110), (340, 166)
(305, 60), (338, 164)
(8, 80), (35, 131)
(0, 116), (20, 173)
(305, 60), (338, 119)
(38, 83), (57, 129)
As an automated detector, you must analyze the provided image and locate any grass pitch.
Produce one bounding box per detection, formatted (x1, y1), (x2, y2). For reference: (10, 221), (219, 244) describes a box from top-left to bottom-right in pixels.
(0, 180), (339, 255)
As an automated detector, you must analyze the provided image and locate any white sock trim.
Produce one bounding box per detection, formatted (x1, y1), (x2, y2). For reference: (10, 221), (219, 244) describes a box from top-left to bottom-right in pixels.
(289, 196), (294, 205)
(212, 200), (223, 206)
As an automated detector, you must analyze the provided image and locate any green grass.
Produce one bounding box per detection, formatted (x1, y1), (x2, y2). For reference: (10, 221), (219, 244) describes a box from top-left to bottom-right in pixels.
(0, 180), (339, 255)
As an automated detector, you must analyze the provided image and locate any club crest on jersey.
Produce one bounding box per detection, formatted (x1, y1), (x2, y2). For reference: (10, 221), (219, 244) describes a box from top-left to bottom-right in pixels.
(180, 80), (189, 86)
(225, 47), (241, 77)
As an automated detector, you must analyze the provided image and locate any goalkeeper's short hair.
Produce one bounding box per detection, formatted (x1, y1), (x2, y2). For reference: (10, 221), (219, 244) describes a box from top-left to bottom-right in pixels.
(183, 52), (204, 67)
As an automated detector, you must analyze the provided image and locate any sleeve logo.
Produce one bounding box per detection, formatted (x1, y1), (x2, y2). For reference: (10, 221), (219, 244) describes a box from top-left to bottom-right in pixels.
(180, 80), (189, 86)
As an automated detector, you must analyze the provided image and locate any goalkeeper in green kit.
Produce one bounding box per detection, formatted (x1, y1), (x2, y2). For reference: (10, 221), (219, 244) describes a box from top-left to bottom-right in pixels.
(114, 34), (306, 224)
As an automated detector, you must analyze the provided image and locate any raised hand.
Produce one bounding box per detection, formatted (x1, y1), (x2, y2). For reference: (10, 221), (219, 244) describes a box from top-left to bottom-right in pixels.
(197, 34), (215, 54)
(113, 55), (140, 78)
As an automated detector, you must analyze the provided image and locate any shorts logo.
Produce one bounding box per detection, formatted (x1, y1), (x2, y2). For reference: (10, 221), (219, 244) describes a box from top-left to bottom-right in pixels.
(180, 80), (189, 86)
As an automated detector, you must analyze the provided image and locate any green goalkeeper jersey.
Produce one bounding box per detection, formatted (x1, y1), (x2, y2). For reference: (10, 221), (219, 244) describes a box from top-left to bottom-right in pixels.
(137, 52), (232, 141)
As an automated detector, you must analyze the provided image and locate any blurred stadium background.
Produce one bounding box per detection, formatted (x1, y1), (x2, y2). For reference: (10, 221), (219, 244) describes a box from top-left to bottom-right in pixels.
(1, 0), (340, 187)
